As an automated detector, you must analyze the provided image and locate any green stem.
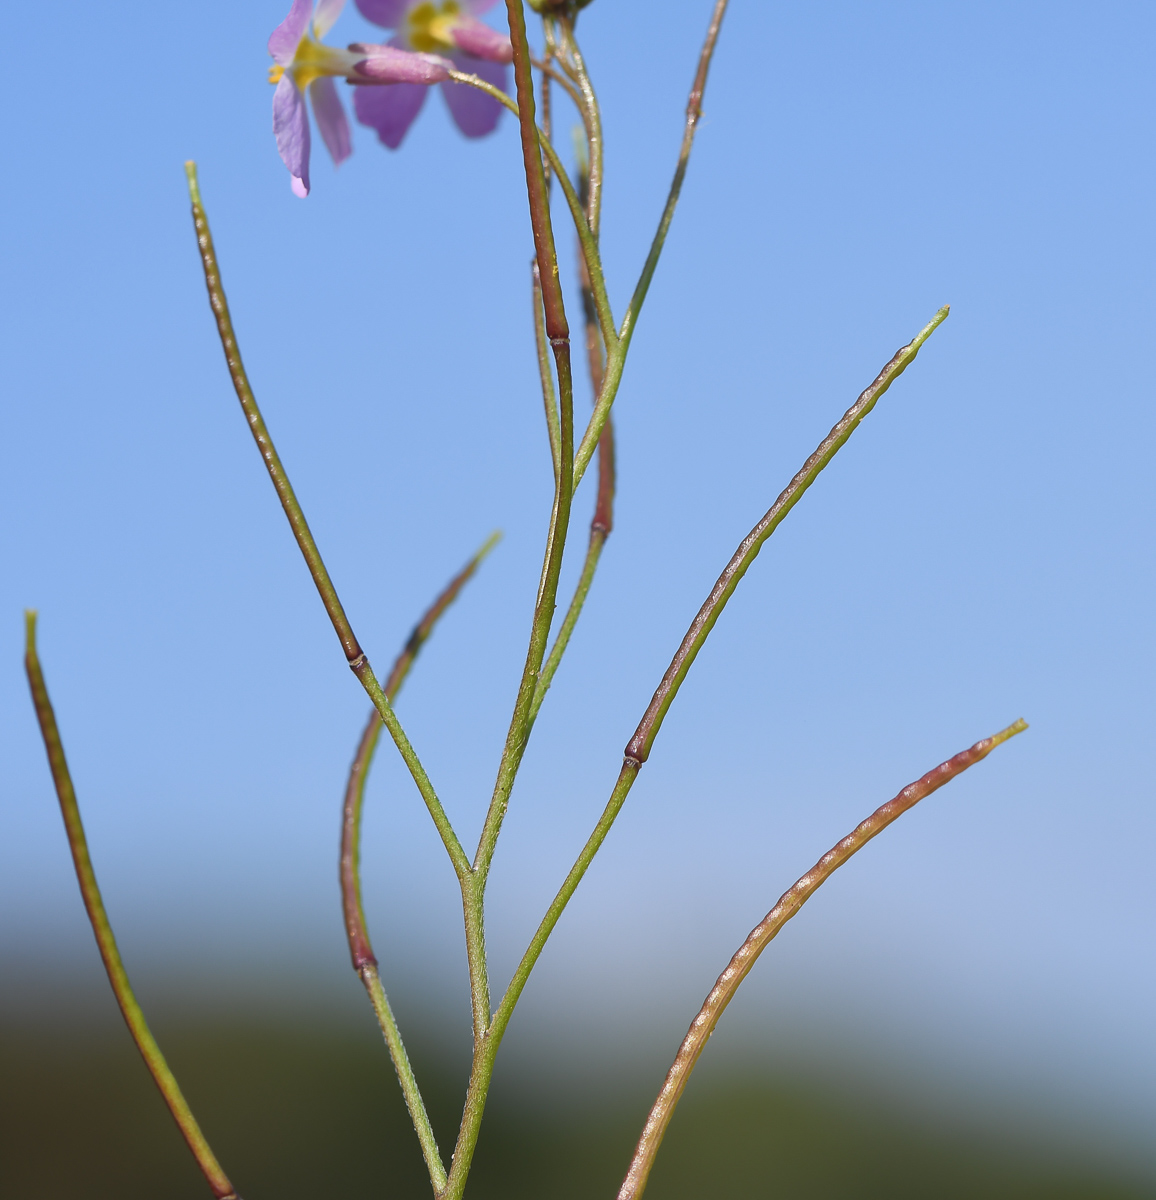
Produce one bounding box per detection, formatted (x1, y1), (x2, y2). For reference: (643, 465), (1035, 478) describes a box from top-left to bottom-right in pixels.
(625, 307), (949, 765)
(184, 163), (359, 665)
(529, 526), (604, 722)
(572, 0), (731, 486)
(541, 137), (616, 354)
(362, 965), (447, 1193)
(441, 11), (587, 1187)
(491, 761), (638, 1047)
(556, 16), (604, 238)
(24, 612), (240, 1200)
(341, 713), (382, 978)
(340, 535), (498, 1193)
(455, 34), (616, 730)
(496, 307), (949, 1067)
(617, 0), (730, 349)
(461, 871), (492, 1050)
(531, 147), (617, 721)
(340, 531), (503, 966)
(617, 720), (1028, 1200)
(441, 760), (642, 1200)
(445, 71), (617, 355)
(532, 56), (585, 113)
(531, 260), (562, 481)
(358, 663), (472, 879)
(456, 0), (723, 488)
(573, 339), (625, 490)
(539, 43), (552, 194)
(472, 6), (576, 892)
(184, 162), (469, 883)
(470, 350), (574, 883)
(440, 1029), (499, 1200)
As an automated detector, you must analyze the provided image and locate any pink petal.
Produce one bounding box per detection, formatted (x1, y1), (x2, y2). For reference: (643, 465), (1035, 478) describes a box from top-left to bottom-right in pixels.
(464, 0), (501, 13)
(354, 81), (428, 149)
(354, 0), (408, 28)
(450, 15), (512, 64)
(268, 0), (312, 65)
(273, 74), (312, 195)
(312, 0), (346, 37)
(441, 54), (507, 139)
(309, 77), (352, 165)
(350, 44), (451, 84)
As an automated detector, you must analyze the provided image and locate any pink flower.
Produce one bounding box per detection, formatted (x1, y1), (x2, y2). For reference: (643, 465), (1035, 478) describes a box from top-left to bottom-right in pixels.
(268, 0), (450, 196)
(353, 0), (513, 148)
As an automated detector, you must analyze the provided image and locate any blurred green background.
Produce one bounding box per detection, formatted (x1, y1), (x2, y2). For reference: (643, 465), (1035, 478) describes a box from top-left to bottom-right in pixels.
(4, 990), (1152, 1199)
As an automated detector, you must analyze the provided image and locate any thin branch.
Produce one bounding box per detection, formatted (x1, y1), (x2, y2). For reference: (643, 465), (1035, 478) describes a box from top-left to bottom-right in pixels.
(471, 5), (578, 896)
(618, 0), (729, 347)
(503, 0), (568, 348)
(448, 761), (642, 1200)
(340, 530), (503, 959)
(184, 164), (359, 664)
(532, 260), (562, 481)
(360, 966), (445, 1192)
(577, 145), (615, 536)
(490, 759), (639, 1047)
(445, 71), (617, 355)
(537, 131), (617, 353)
(341, 715), (385, 978)
(539, 45), (553, 193)
(572, 0), (730, 486)
(625, 306), (950, 765)
(528, 518), (604, 722)
(493, 307), (949, 1053)
(531, 55), (585, 111)
(468, 350), (574, 879)
(440, 64), (617, 761)
(556, 16), (604, 238)
(339, 534), (499, 1194)
(530, 150), (616, 720)
(441, 10), (584, 1191)
(617, 719), (1029, 1200)
(184, 162), (470, 883)
(23, 612), (240, 1200)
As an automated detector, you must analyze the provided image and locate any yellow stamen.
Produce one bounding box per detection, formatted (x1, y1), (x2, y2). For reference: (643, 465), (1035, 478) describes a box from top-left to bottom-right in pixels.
(268, 35), (361, 90)
(405, 1), (463, 54)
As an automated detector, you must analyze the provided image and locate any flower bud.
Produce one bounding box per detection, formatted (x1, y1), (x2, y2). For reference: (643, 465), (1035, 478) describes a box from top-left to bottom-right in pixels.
(449, 16), (514, 64)
(348, 43), (451, 85)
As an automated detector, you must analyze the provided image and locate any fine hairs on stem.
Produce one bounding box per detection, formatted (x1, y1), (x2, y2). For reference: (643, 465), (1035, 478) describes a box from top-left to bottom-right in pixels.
(20, 3), (1030, 1197)
(340, 532), (500, 1191)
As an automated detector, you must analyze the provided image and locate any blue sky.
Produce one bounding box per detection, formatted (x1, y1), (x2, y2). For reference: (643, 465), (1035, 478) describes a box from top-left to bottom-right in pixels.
(2, 0), (1153, 1155)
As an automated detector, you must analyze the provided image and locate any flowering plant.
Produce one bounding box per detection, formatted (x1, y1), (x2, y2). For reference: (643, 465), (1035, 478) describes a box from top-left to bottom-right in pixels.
(22, 2), (1027, 1198)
